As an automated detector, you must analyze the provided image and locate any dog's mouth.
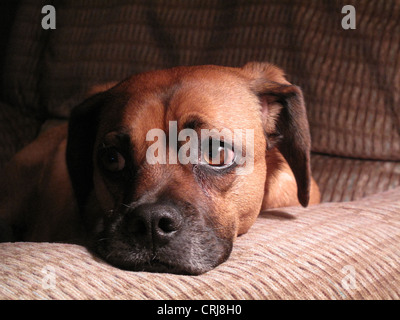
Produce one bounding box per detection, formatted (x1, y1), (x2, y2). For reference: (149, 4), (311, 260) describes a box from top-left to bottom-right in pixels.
(92, 222), (233, 275)
(94, 240), (231, 275)
(105, 254), (190, 274)
(136, 258), (194, 275)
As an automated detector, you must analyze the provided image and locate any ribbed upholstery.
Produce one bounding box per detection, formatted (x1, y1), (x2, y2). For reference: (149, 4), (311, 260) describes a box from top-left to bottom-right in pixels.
(311, 153), (400, 203)
(1, 0), (400, 300)
(1, 187), (399, 299)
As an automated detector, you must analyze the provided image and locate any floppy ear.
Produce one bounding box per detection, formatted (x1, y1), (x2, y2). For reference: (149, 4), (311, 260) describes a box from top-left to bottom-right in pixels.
(66, 92), (106, 211)
(243, 62), (311, 207)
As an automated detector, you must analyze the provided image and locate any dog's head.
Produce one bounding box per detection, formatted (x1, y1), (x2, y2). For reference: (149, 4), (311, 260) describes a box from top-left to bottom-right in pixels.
(66, 62), (311, 275)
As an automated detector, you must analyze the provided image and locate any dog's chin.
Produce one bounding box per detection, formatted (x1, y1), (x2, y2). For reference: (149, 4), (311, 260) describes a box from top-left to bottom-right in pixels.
(98, 252), (217, 275)
(92, 232), (233, 275)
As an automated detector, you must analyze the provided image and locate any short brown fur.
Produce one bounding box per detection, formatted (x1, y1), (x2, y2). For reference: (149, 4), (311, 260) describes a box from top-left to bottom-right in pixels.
(0, 62), (320, 274)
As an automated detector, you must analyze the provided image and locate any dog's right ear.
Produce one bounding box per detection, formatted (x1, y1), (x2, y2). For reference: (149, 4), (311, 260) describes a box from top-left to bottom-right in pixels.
(66, 92), (106, 211)
(243, 62), (312, 207)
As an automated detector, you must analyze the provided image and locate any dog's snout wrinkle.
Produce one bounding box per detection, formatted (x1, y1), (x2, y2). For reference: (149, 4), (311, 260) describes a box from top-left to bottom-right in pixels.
(125, 203), (182, 249)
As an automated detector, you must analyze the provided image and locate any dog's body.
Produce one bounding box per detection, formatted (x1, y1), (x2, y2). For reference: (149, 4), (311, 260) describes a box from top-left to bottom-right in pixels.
(0, 63), (320, 274)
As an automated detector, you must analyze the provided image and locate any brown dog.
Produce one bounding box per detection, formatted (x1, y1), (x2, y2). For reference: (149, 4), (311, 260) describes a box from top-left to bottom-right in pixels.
(0, 62), (320, 274)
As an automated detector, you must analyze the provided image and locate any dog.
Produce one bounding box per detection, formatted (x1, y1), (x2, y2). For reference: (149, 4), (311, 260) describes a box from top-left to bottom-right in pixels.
(0, 62), (320, 275)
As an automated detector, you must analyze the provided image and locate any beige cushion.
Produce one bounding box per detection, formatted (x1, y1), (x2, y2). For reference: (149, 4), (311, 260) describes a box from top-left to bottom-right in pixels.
(1, 187), (399, 300)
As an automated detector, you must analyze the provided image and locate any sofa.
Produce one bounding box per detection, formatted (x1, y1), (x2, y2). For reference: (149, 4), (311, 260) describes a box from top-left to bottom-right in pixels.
(1, 0), (399, 300)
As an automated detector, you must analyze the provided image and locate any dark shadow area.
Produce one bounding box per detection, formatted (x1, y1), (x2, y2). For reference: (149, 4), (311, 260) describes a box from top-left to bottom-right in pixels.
(258, 210), (297, 221)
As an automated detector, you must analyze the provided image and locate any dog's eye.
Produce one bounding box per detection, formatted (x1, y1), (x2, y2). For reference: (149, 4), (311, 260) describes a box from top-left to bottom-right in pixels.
(100, 148), (125, 172)
(202, 139), (235, 167)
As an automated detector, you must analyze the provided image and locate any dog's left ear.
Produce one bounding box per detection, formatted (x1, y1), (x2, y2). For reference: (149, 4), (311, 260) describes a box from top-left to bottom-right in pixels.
(243, 62), (311, 207)
(66, 92), (107, 211)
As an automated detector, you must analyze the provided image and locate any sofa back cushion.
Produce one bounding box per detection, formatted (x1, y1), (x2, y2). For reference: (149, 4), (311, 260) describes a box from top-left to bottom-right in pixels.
(2, 0), (399, 160)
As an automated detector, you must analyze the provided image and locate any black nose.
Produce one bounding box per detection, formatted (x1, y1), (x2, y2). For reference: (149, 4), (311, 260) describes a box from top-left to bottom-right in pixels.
(125, 203), (182, 248)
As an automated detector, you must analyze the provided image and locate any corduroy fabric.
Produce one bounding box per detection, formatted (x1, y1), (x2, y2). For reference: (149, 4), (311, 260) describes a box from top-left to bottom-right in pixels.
(1, 187), (399, 300)
(311, 153), (400, 203)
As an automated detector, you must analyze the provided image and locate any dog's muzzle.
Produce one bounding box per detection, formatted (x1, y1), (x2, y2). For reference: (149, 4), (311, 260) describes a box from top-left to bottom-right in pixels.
(93, 201), (232, 275)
